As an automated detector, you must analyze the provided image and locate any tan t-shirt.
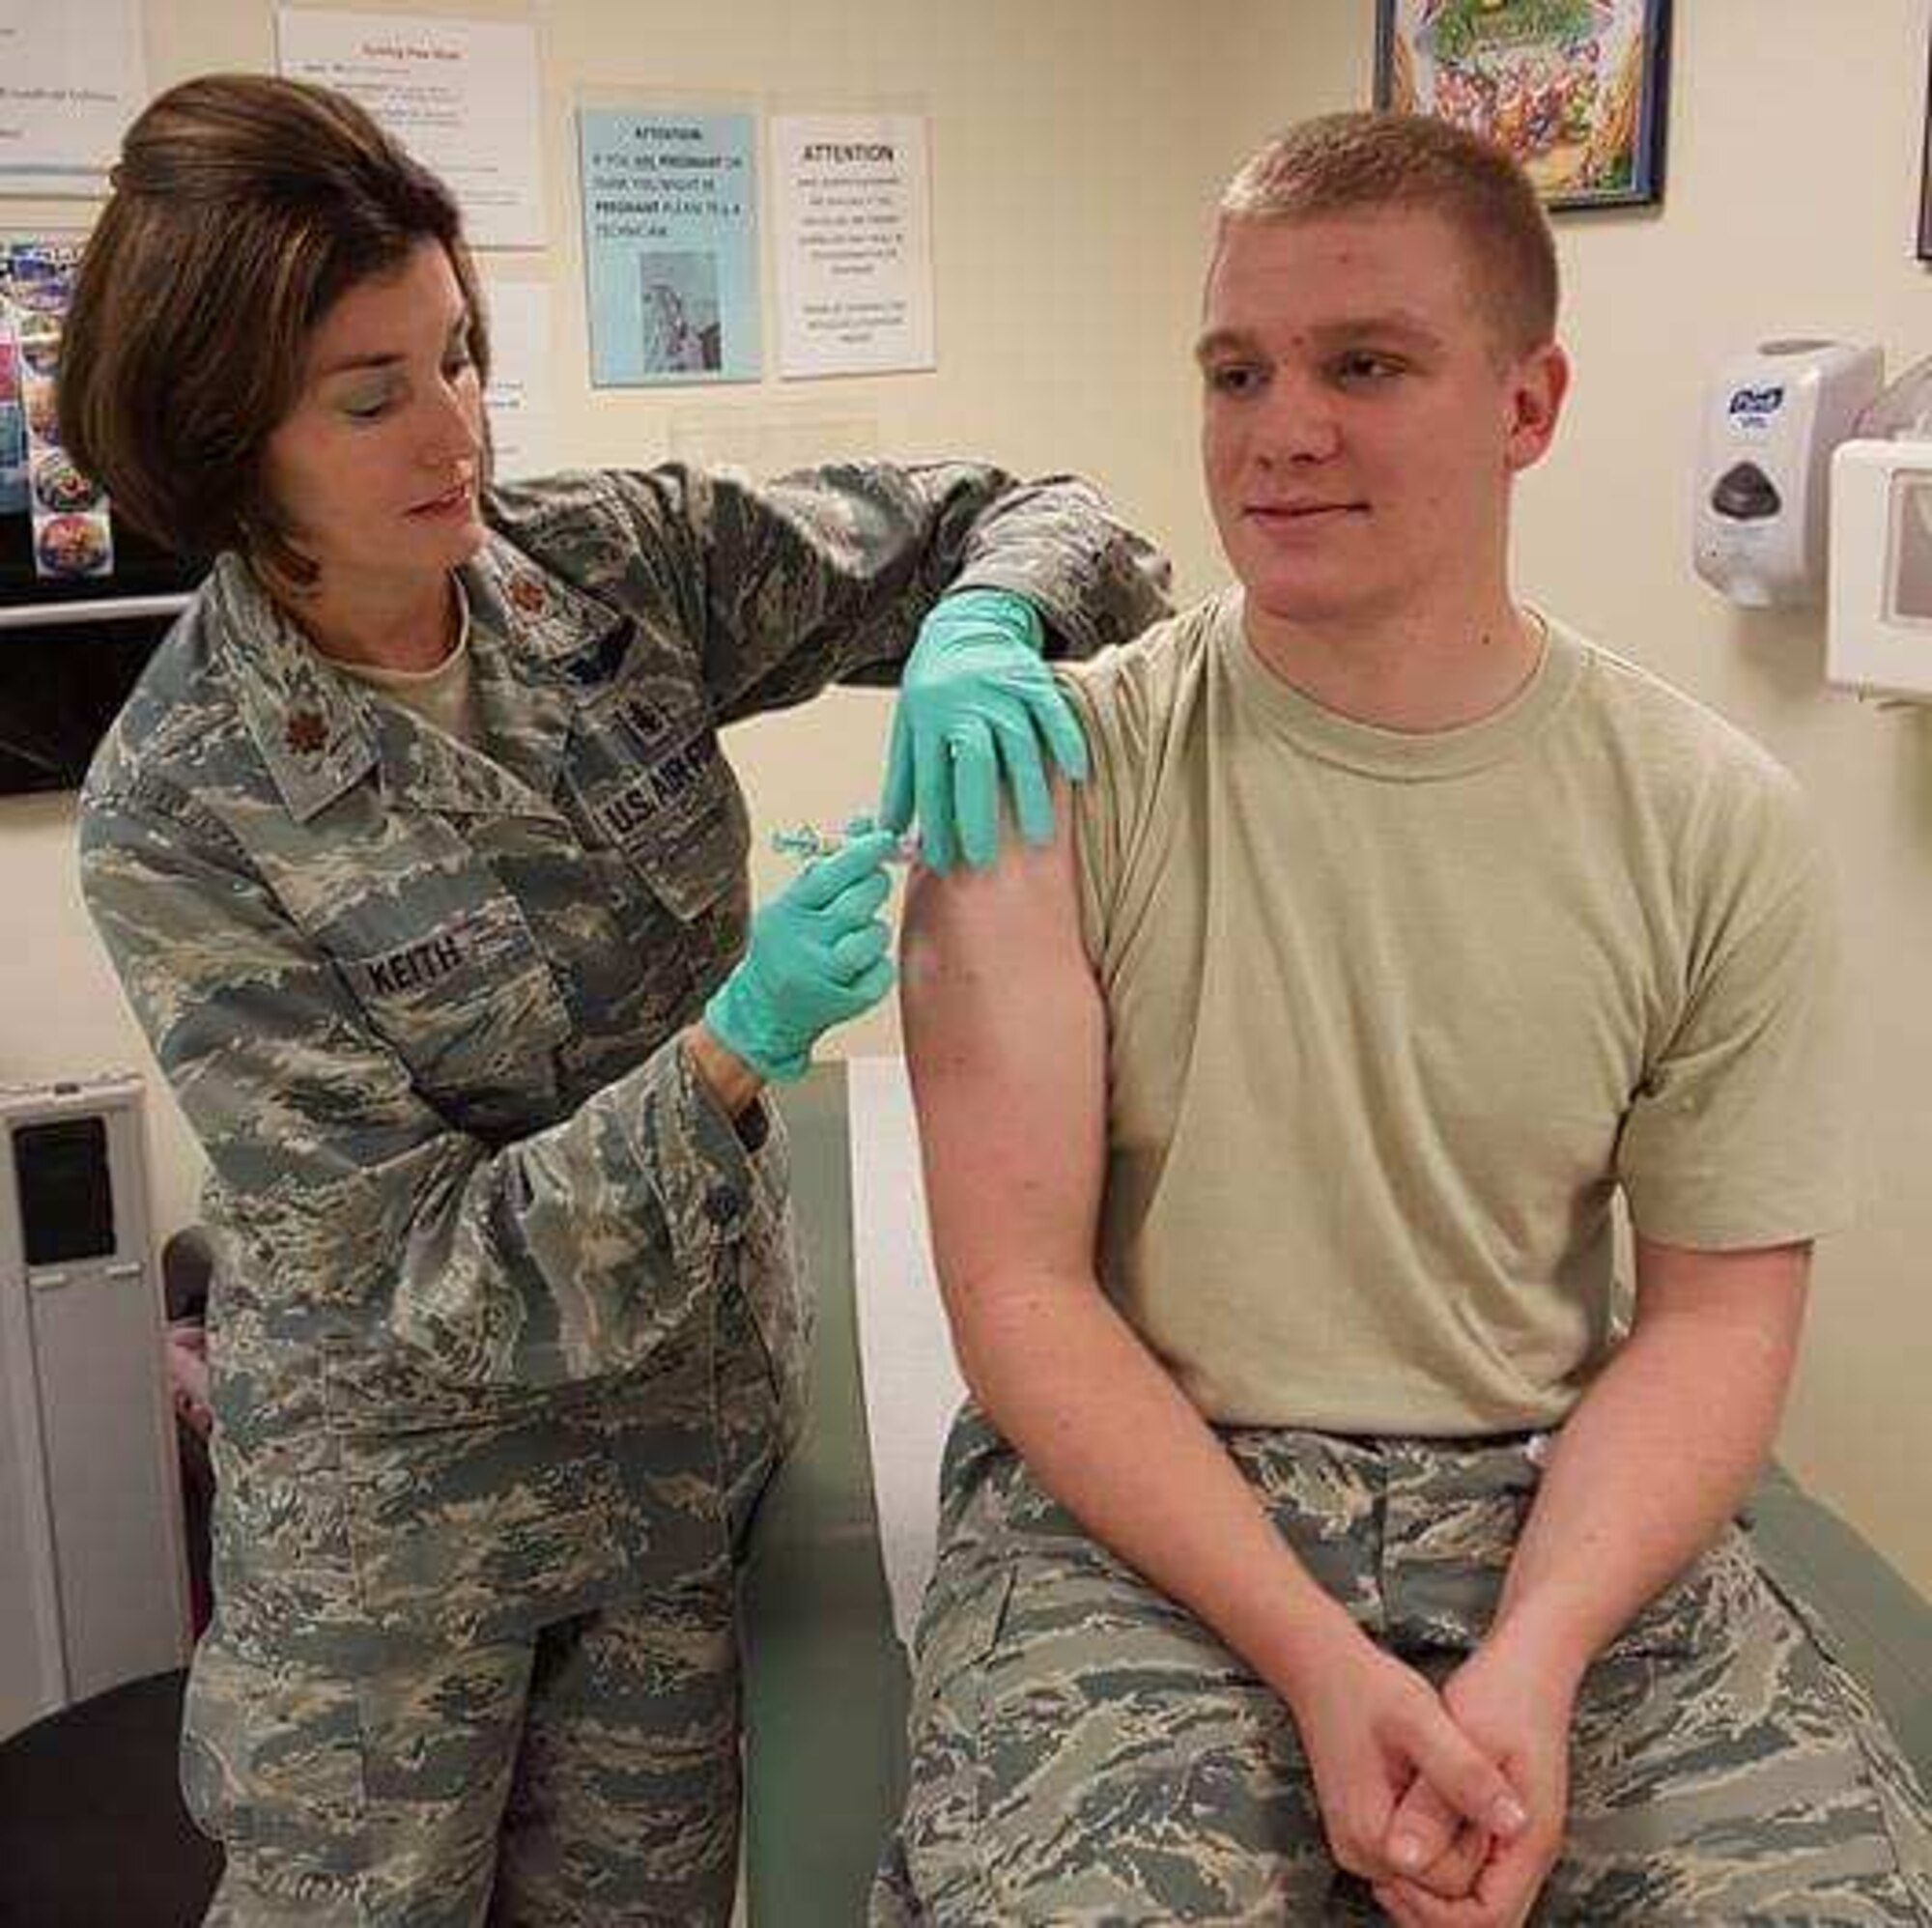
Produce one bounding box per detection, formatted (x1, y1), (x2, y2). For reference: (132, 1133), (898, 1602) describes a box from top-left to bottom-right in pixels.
(334, 579), (479, 745)
(1061, 590), (1854, 1435)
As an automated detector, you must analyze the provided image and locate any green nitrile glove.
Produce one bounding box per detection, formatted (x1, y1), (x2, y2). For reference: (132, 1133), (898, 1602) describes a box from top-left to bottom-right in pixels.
(879, 587), (1089, 872)
(702, 827), (898, 1082)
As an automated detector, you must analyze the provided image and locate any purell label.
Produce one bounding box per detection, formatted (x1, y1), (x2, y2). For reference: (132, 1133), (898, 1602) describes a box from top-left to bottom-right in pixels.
(1728, 384), (1786, 417)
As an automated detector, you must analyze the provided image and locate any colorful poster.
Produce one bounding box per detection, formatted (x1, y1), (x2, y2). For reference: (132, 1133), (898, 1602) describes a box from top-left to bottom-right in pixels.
(1376, 0), (1669, 210)
(0, 243), (113, 581)
(479, 279), (555, 480)
(0, 0), (147, 196)
(773, 114), (934, 381)
(578, 108), (760, 388)
(276, 11), (546, 248)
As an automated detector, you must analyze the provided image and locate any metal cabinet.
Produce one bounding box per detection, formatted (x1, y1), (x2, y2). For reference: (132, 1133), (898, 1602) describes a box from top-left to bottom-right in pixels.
(0, 1074), (188, 1740)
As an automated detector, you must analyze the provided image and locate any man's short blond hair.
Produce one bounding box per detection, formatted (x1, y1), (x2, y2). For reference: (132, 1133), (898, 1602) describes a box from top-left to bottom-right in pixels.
(1219, 112), (1558, 356)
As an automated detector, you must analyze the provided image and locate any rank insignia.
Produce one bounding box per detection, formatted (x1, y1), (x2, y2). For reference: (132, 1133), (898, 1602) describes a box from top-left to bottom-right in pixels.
(285, 709), (329, 756)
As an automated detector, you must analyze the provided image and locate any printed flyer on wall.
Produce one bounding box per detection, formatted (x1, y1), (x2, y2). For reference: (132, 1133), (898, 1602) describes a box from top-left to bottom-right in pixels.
(772, 113), (934, 380)
(0, 0), (148, 196)
(579, 107), (761, 387)
(479, 279), (556, 479)
(276, 10), (546, 248)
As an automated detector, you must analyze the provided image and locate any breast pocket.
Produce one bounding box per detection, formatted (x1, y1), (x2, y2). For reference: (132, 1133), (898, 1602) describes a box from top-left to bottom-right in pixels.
(325, 856), (574, 1132)
(577, 689), (751, 980)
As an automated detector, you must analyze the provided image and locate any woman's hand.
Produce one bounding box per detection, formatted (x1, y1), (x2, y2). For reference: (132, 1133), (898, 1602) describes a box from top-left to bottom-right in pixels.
(880, 588), (1088, 871)
(700, 828), (899, 1082)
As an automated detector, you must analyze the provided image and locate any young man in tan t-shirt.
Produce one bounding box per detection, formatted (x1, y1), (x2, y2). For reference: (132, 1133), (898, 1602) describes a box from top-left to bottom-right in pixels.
(872, 114), (1932, 1927)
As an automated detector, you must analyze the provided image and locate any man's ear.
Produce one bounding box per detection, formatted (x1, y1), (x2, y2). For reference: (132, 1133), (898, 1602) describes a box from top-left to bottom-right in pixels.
(1504, 341), (1570, 474)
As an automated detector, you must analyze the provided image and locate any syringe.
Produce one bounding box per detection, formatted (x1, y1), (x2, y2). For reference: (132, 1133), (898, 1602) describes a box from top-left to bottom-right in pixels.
(768, 820), (920, 865)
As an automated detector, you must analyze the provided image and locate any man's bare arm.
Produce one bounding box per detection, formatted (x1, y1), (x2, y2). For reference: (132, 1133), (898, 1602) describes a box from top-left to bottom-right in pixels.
(1378, 1237), (1809, 1926)
(899, 803), (1527, 1879)
(1489, 1235), (1808, 1677)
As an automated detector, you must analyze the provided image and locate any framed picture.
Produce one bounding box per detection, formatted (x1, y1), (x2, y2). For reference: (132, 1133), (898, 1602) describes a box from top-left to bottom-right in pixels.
(1374, 0), (1671, 212)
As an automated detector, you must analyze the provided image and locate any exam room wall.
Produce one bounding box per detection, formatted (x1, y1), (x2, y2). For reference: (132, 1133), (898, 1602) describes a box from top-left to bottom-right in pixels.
(1208, 0), (1932, 1597)
(0, 11), (1220, 1252)
(13, 0), (1922, 1605)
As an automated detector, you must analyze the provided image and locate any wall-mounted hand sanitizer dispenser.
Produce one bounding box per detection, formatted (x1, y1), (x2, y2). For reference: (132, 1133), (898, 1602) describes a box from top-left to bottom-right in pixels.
(1693, 340), (1884, 608)
(1827, 438), (1932, 699)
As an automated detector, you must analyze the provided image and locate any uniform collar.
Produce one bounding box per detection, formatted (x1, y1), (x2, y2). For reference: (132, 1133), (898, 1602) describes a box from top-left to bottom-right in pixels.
(462, 528), (634, 684)
(458, 530), (635, 807)
(207, 554), (382, 825)
(209, 535), (632, 825)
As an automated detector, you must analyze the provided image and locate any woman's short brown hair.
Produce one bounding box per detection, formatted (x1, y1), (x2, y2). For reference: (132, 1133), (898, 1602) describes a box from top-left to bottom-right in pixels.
(1219, 111), (1558, 357)
(59, 72), (491, 584)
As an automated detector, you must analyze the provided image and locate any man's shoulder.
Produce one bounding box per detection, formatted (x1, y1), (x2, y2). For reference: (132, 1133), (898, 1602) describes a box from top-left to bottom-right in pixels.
(1054, 590), (1232, 743)
(1563, 624), (1804, 799)
(1555, 623), (1817, 879)
(1569, 628), (1786, 768)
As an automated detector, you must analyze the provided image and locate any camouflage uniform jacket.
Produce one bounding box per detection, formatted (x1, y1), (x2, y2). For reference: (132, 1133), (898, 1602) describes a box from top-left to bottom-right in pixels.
(78, 462), (1169, 1656)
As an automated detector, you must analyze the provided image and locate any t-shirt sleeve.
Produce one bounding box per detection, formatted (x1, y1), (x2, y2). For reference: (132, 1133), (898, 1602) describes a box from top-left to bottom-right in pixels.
(1056, 658), (1135, 981)
(1615, 769), (1856, 1249)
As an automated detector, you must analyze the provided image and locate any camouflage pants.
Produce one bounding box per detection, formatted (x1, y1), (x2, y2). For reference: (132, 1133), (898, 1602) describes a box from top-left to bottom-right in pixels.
(182, 1275), (785, 1927)
(875, 1411), (1932, 1926)
(185, 1582), (742, 1927)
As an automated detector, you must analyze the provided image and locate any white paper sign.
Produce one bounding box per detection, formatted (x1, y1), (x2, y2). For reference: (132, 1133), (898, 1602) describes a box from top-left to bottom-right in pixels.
(276, 10), (545, 250)
(0, 0), (147, 196)
(579, 108), (761, 387)
(479, 279), (554, 480)
(773, 114), (934, 380)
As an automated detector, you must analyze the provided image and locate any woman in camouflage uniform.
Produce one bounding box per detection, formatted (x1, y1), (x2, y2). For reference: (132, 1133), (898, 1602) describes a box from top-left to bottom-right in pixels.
(60, 73), (1167, 1927)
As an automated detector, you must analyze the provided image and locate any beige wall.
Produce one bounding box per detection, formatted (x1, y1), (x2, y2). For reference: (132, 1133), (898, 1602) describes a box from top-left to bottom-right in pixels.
(3, 0), (1928, 1590)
